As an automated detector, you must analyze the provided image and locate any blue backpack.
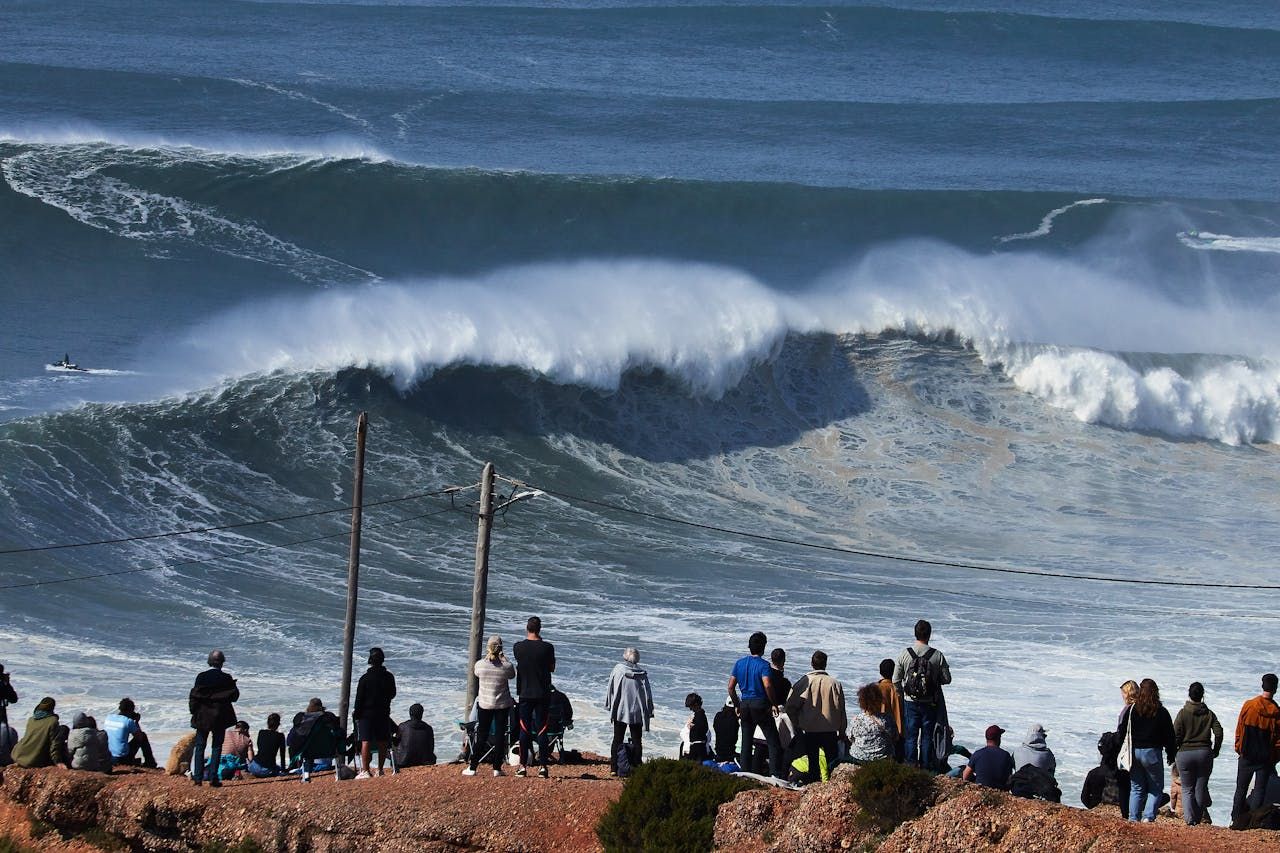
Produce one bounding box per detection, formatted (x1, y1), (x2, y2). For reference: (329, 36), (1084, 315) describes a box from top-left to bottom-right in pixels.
(615, 742), (635, 778)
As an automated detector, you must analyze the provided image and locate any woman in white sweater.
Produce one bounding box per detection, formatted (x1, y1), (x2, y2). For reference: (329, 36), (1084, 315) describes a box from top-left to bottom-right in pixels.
(465, 636), (516, 776)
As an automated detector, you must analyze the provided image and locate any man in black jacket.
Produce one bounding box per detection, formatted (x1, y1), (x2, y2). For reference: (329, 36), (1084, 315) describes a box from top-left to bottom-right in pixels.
(188, 650), (239, 787)
(392, 703), (436, 768)
(353, 647), (396, 778)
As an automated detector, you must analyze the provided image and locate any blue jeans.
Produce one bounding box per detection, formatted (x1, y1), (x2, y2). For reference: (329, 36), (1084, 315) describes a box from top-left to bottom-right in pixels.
(192, 727), (225, 783)
(1129, 747), (1164, 821)
(903, 701), (938, 769)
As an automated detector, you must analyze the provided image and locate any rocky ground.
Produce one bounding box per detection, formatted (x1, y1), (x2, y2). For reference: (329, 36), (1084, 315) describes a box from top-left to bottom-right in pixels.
(1, 760), (1277, 852)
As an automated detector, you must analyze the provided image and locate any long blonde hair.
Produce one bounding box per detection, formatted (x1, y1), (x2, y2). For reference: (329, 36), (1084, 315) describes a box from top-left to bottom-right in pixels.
(1120, 680), (1138, 705)
(486, 636), (504, 662)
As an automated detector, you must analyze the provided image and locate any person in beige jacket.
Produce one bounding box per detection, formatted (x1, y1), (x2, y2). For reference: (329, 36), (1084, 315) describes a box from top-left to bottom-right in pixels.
(785, 650), (848, 784)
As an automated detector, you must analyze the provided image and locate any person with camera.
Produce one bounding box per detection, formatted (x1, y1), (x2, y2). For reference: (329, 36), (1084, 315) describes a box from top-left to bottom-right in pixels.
(104, 698), (158, 768)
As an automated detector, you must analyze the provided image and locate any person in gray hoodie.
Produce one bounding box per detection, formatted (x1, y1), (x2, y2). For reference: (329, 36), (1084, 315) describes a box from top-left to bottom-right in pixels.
(67, 713), (112, 774)
(604, 647), (654, 775)
(1014, 724), (1057, 777)
(1173, 681), (1224, 826)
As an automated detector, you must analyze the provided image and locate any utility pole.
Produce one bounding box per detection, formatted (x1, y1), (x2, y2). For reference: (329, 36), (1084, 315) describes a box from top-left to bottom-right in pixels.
(464, 462), (496, 717)
(338, 412), (368, 749)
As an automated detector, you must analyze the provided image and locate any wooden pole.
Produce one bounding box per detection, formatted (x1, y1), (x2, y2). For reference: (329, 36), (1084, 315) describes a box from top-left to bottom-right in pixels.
(464, 462), (496, 717)
(337, 412), (368, 750)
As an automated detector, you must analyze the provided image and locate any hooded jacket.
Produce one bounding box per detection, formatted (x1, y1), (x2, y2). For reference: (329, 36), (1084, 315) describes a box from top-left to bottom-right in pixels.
(67, 713), (112, 773)
(354, 664), (396, 722)
(604, 661), (654, 730)
(1173, 700), (1224, 755)
(1235, 694), (1280, 764)
(11, 710), (64, 768)
(1013, 724), (1057, 776)
(785, 670), (848, 734)
(189, 668), (239, 731)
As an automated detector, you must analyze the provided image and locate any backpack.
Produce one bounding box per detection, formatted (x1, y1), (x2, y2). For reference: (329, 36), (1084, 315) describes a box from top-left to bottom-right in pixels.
(0, 721), (16, 766)
(615, 742), (635, 778)
(1010, 764), (1062, 803)
(903, 648), (938, 702)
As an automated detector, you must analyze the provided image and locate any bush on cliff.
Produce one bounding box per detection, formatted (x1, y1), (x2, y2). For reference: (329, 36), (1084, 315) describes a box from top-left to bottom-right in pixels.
(597, 759), (757, 852)
(847, 759), (934, 834)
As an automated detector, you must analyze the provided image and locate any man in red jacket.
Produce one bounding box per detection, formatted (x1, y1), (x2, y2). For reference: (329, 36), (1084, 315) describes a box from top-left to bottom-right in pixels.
(1231, 673), (1280, 829)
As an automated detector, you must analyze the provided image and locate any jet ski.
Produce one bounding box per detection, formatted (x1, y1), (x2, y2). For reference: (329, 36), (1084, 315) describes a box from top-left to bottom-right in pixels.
(47, 354), (88, 373)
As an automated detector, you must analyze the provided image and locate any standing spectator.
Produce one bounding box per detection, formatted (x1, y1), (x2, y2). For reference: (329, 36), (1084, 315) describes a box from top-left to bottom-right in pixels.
(727, 631), (784, 780)
(770, 649), (791, 713)
(1231, 673), (1280, 830)
(1120, 678), (1176, 822)
(785, 650), (847, 783)
(0, 663), (17, 725)
(712, 701), (739, 763)
(604, 647), (655, 775)
(513, 616), (556, 778)
(1173, 681), (1223, 826)
(248, 714), (287, 777)
(892, 619), (951, 769)
(875, 658), (904, 759)
(1081, 731), (1131, 819)
(104, 698), (157, 768)
(394, 703), (437, 769)
(467, 635), (514, 776)
(1118, 680), (1138, 728)
(353, 647), (396, 779)
(846, 683), (895, 765)
(1013, 724), (1057, 776)
(188, 650), (239, 788)
(11, 697), (65, 768)
(962, 725), (1015, 790)
(67, 713), (112, 773)
(683, 694), (710, 762)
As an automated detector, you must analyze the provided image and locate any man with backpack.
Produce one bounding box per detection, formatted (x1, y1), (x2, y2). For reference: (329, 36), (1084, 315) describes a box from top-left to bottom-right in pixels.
(892, 619), (951, 770)
(1231, 672), (1280, 829)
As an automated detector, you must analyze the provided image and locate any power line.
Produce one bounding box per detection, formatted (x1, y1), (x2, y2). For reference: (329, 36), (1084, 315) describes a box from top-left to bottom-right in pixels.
(0, 484), (478, 557)
(503, 479), (1280, 591)
(0, 503), (467, 591)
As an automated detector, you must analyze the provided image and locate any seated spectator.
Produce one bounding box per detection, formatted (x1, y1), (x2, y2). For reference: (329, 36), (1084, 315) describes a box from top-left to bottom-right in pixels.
(104, 698), (157, 768)
(292, 698), (342, 782)
(1081, 731), (1131, 818)
(393, 703), (436, 768)
(248, 713), (287, 777)
(682, 694), (710, 762)
(286, 712), (306, 762)
(67, 713), (112, 774)
(962, 725), (1015, 790)
(846, 683), (894, 764)
(11, 697), (65, 769)
(1013, 724), (1057, 776)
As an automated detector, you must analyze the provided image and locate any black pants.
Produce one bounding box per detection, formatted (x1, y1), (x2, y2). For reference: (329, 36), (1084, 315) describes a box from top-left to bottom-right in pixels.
(113, 731), (157, 767)
(1232, 758), (1277, 825)
(740, 699), (784, 779)
(803, 730), (839, 784)
(517, 698), (550, 768)
(470, 707), (508, 770)
(610, 721), (643, 772)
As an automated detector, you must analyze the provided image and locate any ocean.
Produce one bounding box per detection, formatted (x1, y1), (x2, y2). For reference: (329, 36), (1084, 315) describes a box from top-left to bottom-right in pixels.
(2, 0), (1278, 811)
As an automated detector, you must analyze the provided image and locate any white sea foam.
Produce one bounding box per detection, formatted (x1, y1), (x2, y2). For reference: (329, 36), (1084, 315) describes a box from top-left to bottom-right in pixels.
(997, 197), (1109, 243)
(230, 79), (376, 134)
(158, 247), (1280, 445)
(1177, 230), (1280, 254)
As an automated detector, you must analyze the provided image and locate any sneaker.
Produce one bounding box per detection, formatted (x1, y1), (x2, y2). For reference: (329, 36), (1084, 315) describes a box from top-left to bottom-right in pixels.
(461, 767), (477, 776)
(191, 777), (202, 787)
(539, 766), (549, 779)
(515, 766), (527, 777)
(209, 779), (222, 788)
(493, 768), (504, 777)
(354, 771), (371, 780)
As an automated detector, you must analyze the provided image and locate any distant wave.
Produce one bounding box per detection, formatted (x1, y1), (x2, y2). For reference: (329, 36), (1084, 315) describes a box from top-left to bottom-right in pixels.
(998, 198), (1108, 243)
(148, 248), (1280, 445)
(1177, 230), (1280, 254)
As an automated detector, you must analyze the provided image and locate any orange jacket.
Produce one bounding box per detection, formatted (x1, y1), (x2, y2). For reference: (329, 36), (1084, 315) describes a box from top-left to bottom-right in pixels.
(1234, 695), (1280, 763)
(877, 678), (904, 741)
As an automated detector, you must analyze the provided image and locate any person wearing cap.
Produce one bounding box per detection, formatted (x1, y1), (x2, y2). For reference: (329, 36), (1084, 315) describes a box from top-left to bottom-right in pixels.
(1230, 672), (1280, 829)
(188, 650), (239, 787)
(1013, 723), (1057, 776)
(353, 646), (397, 779)
(962, 725), (1015, 790)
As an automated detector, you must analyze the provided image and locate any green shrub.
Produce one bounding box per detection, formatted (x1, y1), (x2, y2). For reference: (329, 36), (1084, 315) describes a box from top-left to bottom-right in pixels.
(597, 759), (757, 852)
(0, 835), (37, 853)
(79, 827), (128, 851)
(847, 760), (935, 834)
